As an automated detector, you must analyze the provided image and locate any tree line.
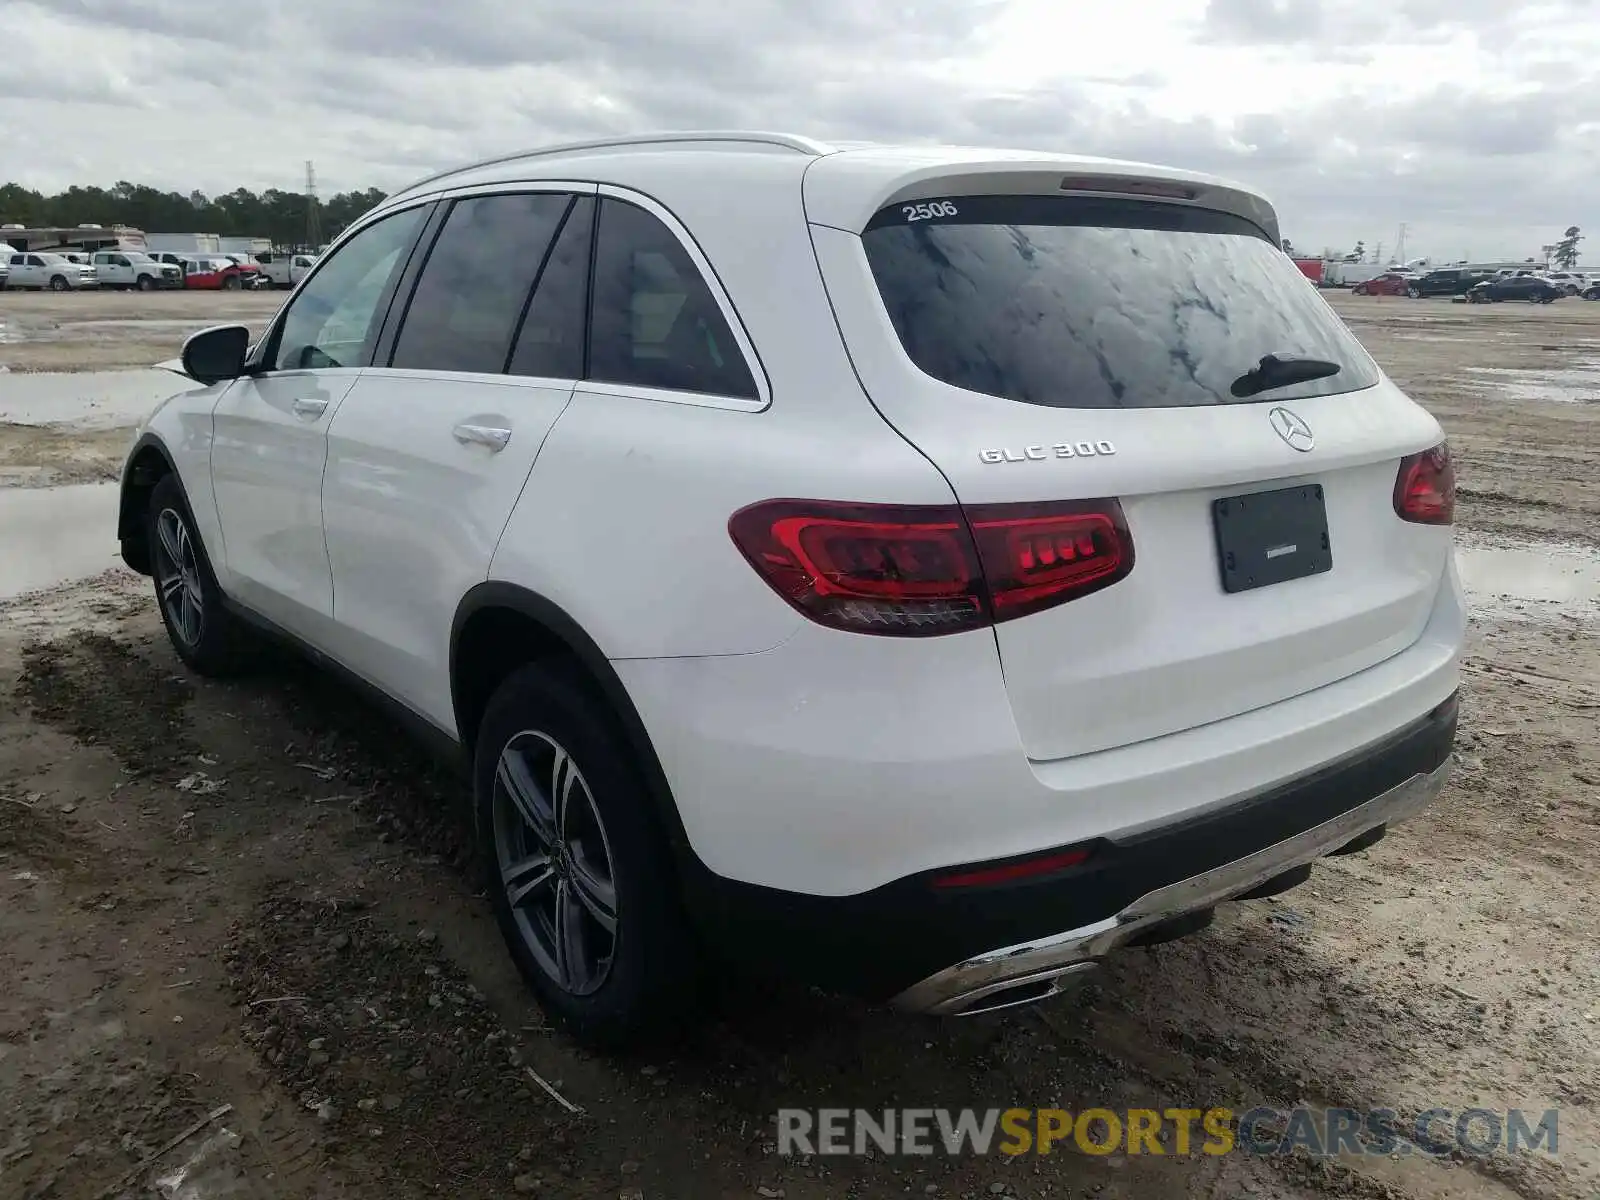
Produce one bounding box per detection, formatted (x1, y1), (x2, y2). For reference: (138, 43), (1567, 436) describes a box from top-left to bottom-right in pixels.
(0, 181), (389, 249)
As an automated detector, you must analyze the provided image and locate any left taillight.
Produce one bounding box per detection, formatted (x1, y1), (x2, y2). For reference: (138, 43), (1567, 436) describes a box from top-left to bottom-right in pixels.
(1394, 443), (1455, 525)
(728, 498), (1134, 637)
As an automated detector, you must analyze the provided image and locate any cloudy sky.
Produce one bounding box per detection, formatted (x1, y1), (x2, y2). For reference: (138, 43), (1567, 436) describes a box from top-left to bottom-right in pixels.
(2, 0), (1596, 261)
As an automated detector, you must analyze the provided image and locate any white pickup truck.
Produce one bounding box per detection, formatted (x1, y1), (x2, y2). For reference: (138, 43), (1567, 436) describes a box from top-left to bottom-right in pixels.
(91, 250), (183, 290)
(3, 251), (98, 290)
(252, 250), (318, 288)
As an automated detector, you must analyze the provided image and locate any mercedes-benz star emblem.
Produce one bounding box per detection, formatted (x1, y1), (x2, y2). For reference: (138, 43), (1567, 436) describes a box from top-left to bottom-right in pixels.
(1268, 406), (1315, 452)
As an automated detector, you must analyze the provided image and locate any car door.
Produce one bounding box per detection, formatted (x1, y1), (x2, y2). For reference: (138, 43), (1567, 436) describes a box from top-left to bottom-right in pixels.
(320, 188), (592, 727)
(208, 204), (430, 641)
(17, 255), (43, 287)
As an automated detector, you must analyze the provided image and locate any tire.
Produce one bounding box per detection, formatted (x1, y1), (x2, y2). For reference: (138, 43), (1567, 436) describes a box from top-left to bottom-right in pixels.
(147, 475), (257, 676)
(49, 275), (69, 291)
(136, 274), (155, 291)
(222, 274), (241, 291)
(474, 664), (698, 1047)
(1407, 285), (1422, 298)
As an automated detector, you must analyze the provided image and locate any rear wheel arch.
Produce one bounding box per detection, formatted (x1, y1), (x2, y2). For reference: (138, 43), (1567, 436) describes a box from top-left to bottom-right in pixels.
(450, 583), (690, 852)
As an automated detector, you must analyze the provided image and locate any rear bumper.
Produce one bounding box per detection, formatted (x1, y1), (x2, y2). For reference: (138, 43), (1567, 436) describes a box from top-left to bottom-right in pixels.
(895, 751), (1450, 1015)
(680, 692), (1457, 1008)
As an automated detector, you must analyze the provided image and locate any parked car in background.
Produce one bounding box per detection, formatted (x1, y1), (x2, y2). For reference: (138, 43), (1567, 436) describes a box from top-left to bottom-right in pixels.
(1581, 282), (1600, 300)
(1352, 272), (1410, 296)
(1543, 271), (1586, 296)
(253, 250), (318, 288)
(4, 251), (98, 290)
(117, 133), (1462, 1045)
(180, 256), (257, 290)
(92, 250), (182, 290)
(1468, 275), (1562, 303)
(1407, 268), (1494, 298)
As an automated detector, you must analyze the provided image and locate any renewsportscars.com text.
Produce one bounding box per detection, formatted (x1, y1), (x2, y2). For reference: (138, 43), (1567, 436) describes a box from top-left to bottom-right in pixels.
(776, 1107), (1560, 1158)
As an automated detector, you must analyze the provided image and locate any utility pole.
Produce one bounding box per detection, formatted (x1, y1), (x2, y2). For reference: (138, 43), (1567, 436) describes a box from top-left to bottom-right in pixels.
(1394, 223), (1408, 266)
(1373, 242), (1384, 267)
(305, 160), (322, 252)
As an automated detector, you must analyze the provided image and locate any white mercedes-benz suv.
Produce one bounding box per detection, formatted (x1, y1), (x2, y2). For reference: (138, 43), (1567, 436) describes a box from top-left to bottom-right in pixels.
(116, 132), (1462, 1045)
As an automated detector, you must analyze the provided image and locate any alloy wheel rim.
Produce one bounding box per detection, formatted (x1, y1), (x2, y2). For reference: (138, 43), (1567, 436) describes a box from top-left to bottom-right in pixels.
(154, 508), (205, 648)
(492, 730), (618, 996)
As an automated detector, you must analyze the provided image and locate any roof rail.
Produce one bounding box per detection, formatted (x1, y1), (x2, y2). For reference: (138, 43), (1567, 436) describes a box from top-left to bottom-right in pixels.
(392, 131), (836, 199)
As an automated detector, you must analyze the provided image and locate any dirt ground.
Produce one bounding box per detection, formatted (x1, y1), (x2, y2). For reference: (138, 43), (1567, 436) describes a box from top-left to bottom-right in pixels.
(1, 288), (1598, 1200)
(0, 290), (283, 374)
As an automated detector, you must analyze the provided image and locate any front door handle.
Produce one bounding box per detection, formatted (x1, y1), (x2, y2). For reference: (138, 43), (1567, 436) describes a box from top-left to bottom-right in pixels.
(291, 397), (328, 419)
(453, 423), (512, 451)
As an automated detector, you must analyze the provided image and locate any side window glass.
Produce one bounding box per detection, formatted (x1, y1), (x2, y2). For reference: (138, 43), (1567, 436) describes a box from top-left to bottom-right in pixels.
(588, 199), (757, 399)
(272, 207), (426, 372)
(390, 192), (571, 374)
(508, 195), (593, 380)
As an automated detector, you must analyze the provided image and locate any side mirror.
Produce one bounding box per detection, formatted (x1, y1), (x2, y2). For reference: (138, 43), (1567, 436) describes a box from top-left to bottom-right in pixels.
(181, 324), (250, 384)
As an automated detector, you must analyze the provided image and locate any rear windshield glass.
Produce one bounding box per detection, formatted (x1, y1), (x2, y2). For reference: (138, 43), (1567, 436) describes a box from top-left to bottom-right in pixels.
(861, 195), (1379, 409)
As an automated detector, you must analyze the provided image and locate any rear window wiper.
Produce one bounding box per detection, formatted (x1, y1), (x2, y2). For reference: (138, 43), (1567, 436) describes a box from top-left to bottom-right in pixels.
(1229, 353), (1342, 399)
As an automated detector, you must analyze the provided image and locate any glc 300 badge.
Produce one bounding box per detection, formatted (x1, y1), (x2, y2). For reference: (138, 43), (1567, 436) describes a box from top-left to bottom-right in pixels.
(979, 440), (1116, 464)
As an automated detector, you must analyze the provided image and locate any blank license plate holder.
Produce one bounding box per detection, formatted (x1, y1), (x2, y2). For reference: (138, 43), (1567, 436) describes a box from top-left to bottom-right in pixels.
(1212, 484), (1332, 594)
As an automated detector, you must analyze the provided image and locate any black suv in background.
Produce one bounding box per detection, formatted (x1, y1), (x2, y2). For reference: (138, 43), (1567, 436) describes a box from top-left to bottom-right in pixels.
(1408, 268), (1495, 298)
(1468, 275), (1563, 304)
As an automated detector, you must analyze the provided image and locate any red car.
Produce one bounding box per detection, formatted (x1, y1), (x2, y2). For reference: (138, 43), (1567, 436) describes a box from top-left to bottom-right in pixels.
(180, 256), (266, 290)
(1352, 272), (1410, 296)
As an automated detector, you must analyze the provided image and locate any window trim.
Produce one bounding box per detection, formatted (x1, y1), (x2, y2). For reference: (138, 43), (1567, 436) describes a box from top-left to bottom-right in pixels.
(575, 183), (770, 413)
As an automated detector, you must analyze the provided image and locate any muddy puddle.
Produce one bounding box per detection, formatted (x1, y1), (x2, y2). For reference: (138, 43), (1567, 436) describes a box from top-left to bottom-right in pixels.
(0, 368), (189, 429)
(0, 482), (123, 599)
(1461, 360), (1600, 403)
(1457, 540), (1600, 620)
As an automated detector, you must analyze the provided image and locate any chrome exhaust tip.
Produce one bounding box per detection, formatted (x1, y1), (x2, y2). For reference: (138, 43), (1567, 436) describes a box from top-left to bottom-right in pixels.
(943, 961), (1100, 1017)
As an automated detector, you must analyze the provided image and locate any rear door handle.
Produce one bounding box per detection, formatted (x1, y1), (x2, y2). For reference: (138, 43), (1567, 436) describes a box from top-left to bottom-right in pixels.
(453, 423), (512, 451)
(291, 397), (328, 419)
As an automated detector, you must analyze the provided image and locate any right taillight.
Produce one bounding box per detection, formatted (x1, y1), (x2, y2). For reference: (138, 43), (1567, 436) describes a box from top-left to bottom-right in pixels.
(728, 498), (1133, 637)
(1394, 443), (1455, 525)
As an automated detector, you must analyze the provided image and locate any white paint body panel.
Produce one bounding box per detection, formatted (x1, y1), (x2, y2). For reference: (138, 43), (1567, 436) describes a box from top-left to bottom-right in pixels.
(322, 370), (572, 729)
(208, 369), (356, 636)
(127, 134), (1463, 905)
(618, 560), (1461, 895)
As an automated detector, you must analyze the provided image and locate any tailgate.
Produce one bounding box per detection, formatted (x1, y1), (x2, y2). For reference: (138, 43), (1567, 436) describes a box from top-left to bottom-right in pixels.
(808, 183), (1452, 762)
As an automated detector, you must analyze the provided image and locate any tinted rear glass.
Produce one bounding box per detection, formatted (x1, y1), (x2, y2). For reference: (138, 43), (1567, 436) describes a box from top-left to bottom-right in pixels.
(861, 195), (1380, 409)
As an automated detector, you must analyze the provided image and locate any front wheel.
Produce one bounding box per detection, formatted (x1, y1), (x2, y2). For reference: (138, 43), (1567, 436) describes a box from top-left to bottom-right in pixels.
(222, 274), (241, 290)
(136, 275), (155, 291)
(475, 665), (698, 1047)
(147, 475), (257, 675)
(1407, 285), (1422, 298)
(48, 275), (69, 291)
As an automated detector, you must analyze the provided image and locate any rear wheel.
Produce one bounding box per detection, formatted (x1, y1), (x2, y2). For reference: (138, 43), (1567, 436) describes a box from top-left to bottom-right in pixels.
(147, 475), (257, 675)
(474, 665), (698, 1047)
(1407, 285), (1422, 298)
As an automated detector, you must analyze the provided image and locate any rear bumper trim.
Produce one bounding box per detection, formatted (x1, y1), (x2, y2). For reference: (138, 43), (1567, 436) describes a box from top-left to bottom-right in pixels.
(892, 757), (1451, 1016)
